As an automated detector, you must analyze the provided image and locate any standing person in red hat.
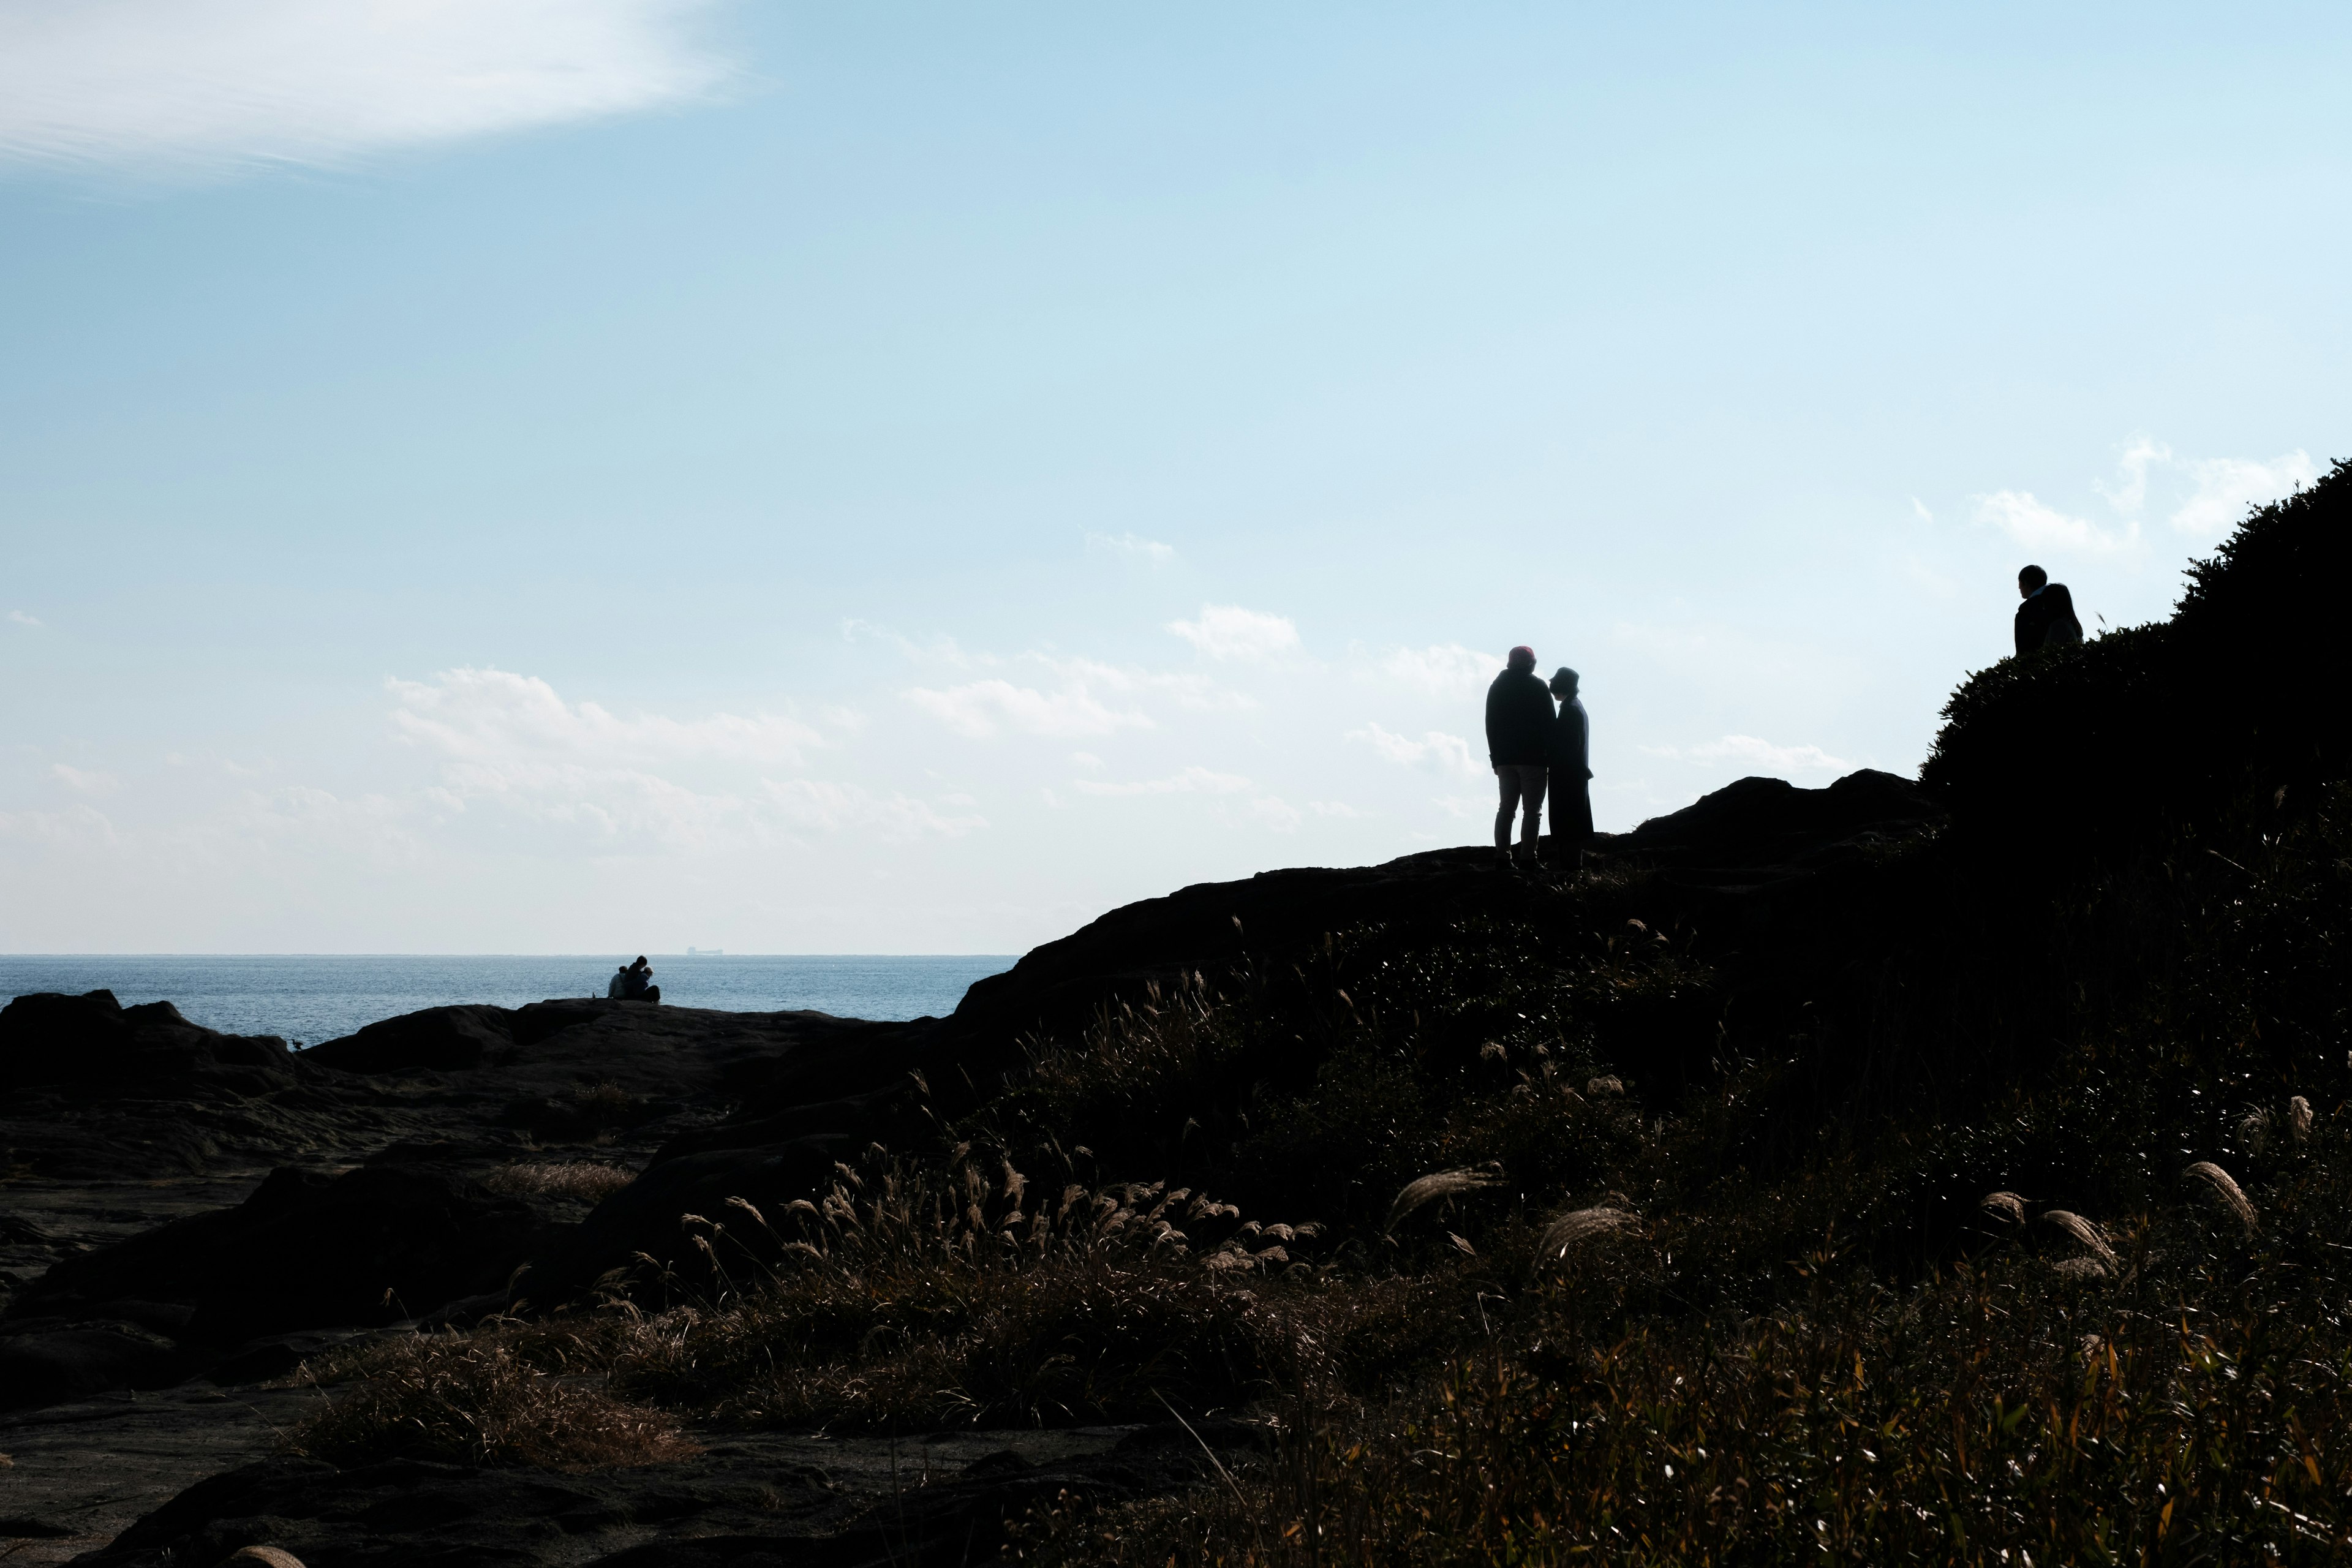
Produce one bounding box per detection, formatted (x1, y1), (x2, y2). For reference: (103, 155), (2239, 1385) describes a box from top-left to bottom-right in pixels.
(1485, 645), (1555, 867)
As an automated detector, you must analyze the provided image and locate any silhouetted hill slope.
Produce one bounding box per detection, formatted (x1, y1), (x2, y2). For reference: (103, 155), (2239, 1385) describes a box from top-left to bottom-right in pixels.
(1927, 456), (2352, 844)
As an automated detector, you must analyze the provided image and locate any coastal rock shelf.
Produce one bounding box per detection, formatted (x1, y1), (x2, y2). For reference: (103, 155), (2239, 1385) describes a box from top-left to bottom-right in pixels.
(0, 767), (1940, 1565)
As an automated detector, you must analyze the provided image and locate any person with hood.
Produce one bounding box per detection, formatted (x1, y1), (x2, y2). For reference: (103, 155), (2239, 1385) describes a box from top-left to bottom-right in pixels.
(2037, 582), (2084, 648)
(1485, 645), (1554, 865)
(1548, 666), (1594, 870)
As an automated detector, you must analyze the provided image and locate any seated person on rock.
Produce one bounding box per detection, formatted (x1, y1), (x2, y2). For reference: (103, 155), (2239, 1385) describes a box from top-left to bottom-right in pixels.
(608, 957), (662, 1003)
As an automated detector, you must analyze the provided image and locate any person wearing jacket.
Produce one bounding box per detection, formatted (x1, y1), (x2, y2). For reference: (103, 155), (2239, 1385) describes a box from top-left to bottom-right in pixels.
(1485, 645), (1554, 865)
(2015, 565), (2086, 655)
(2013, 565), (2059, 655)
(1547, 666), (1594, 870)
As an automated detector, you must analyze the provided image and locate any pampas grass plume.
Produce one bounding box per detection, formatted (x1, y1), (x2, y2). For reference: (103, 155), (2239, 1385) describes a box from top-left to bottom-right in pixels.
(1387, 1168), (1502, 1232)
(1980, 1191), (2026, 1225)
(1537, 1205), (1635, 1261)
(2038, 1210), (2117, 1266)
(2182, 1160), (2258, 1234)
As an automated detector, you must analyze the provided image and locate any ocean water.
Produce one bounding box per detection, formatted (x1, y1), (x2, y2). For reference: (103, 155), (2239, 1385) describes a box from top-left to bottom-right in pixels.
(0, 954), (1019, 1046)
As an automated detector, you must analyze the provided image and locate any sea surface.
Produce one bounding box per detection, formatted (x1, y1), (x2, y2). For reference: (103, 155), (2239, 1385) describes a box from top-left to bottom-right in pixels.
(0, 954), (1019, 1046)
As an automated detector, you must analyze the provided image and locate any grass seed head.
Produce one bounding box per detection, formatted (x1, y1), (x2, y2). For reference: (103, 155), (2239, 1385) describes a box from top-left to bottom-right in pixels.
(2182, 1160), (2258, 1234)
(1979, 1191), (2027, 1225)
(2038, 1209), (2117, 1265)
(1386, 1168), (1503, 1232)
(1537, 1204), (1636, 1262)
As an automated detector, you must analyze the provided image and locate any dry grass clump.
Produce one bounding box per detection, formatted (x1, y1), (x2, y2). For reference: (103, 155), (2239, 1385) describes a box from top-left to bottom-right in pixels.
(486, 1160), (638, 1202)
(621, 1250), (1291, 1430)
(287, 1336), (696, 1470)
(590, 1154), (1322, 1431)
(570, 1080), (639, 1125)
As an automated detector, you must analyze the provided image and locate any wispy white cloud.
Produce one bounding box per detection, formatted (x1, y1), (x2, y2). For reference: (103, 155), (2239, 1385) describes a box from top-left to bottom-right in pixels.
(905, 678), (1153, 739)
(8, 609), (42, 628)
(51, 762), (120, 795)
(761, 779), (986, 840)
(1168, 604), (1300, 663)
(1085, 532), (1176, 567)
(1246, 796), (1302, 831)
(1073, 766), (1252, 798)
(0, 0), (728, 175)
(1308, 800), (1373, 820)
(390, 668), (820, 767)
(385, 668), (971, 850)
(903, 646), (1251, 739)
(1973, 490), (2139, 556)
(1976, 438), (2316, 558)
(1642, 734), (1851, 774)
(2168, 450), (2317, 540)
(1373, 643), (1496, 696)
(233, 784), (421, 867)
(1347, 723), (1480, 777)
(0, 801), (122, 849)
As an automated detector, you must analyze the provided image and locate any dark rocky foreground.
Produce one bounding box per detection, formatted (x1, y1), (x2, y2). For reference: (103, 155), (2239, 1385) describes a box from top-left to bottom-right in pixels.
(0, 769), (1939, 1565)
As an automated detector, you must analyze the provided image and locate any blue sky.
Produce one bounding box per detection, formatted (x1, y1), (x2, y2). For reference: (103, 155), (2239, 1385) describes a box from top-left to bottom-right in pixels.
(2, 2), (2346, 954)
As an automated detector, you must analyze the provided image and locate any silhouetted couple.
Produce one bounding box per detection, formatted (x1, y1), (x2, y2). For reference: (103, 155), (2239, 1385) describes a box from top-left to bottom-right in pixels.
(1485, 645), (1593, 872)
(2014, 565), (2084, 655)
(607, 956), (661, 1003)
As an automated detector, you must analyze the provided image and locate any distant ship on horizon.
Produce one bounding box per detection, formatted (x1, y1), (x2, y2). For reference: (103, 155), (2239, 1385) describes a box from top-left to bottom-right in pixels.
(685, 947), (723, 957)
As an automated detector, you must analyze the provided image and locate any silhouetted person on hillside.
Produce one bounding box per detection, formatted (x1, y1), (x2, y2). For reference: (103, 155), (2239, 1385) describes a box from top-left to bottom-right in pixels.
(2038, 582), (2084, 648)
(2015, 565), (2085, 655)
(1548, 667), (1594, 870)
(2014, 565), (2052, 654)
(1485, 645), (1553, 867)
(2015, 565), (2054, 654)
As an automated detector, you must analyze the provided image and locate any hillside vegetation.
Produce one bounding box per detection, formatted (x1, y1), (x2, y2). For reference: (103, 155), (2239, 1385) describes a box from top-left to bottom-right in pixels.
(302, 461), (2352, 1566)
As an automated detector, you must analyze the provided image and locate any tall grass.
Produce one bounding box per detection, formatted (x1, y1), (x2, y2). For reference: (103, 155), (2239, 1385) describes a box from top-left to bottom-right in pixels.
(597, 1154), (1324, 1430)
(1018, 1163), (2352, 1564)
(289, 1336), (696, 1470)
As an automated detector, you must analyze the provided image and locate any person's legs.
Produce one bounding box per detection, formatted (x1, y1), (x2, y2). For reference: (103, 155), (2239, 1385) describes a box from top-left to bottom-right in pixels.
(1494, 767), (1523, 854)
(1518, 766), (1548, 853)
